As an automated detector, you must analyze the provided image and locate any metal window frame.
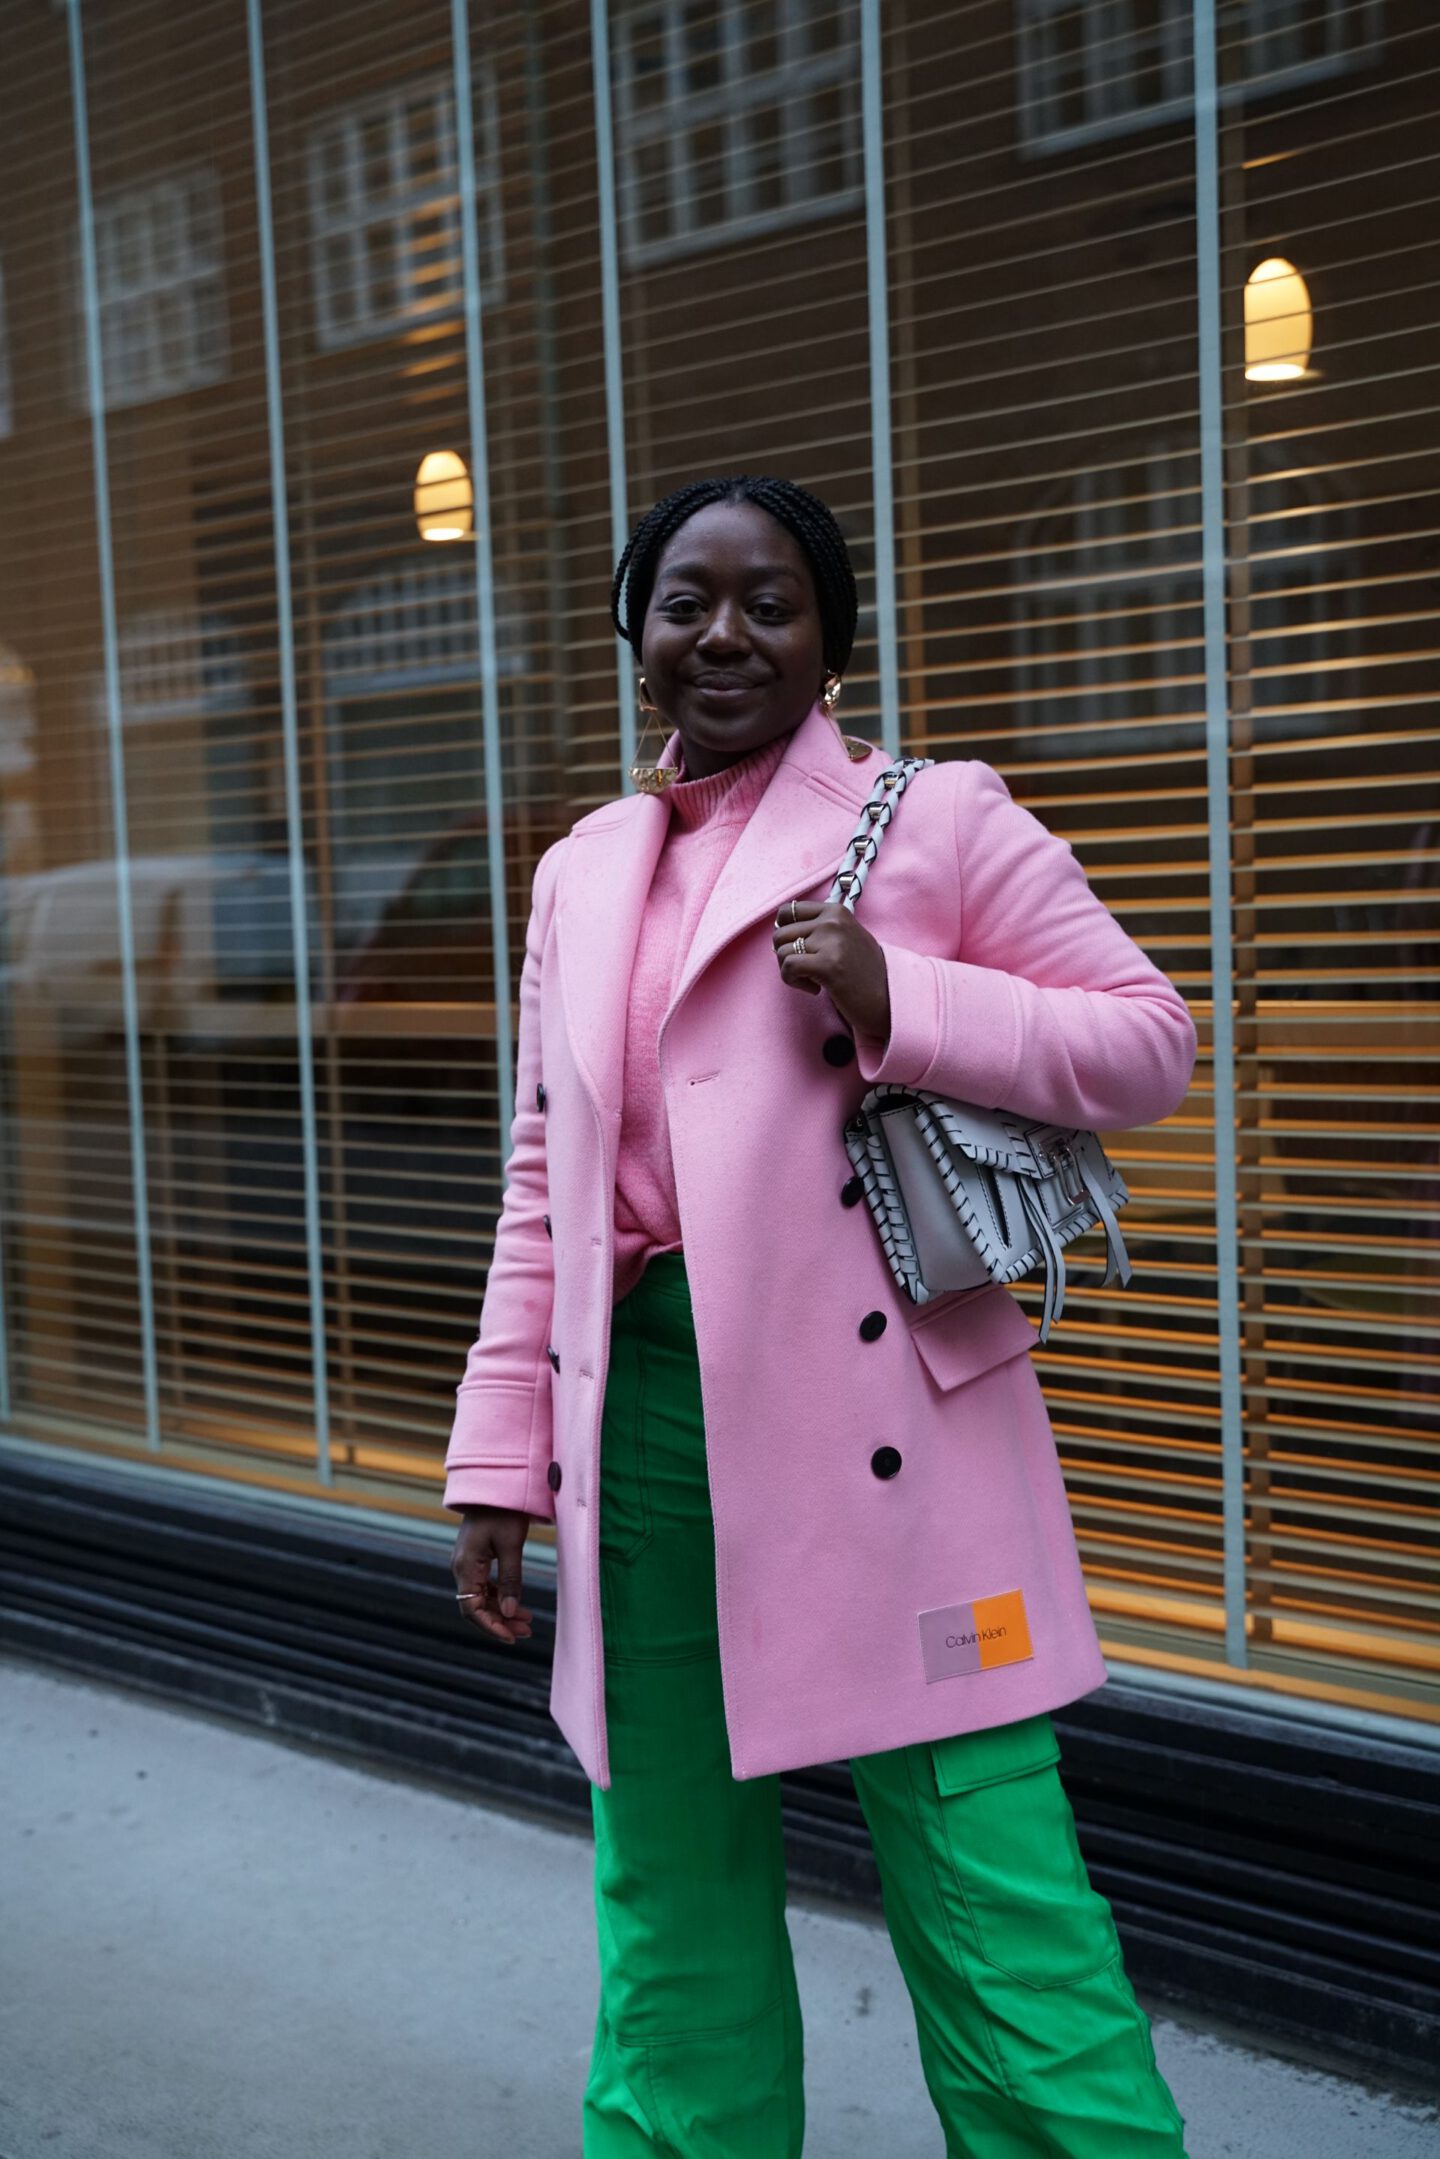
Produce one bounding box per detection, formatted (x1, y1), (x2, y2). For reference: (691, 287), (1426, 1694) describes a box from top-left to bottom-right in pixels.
(113, 608), (247, 728)
(591, 0), (636, 786)
(308, 68), (506, 353)
(245, 0), (332, 1478)
(450, 0), (514, 1147)
(65, 0), (162, 1450)
(1194, 0), (1247, 1669)
(861, 0), (899, 759)
(612, 0), (863, 269)
(1016, 0), (1384, 157)
(78, 164), (228, 412)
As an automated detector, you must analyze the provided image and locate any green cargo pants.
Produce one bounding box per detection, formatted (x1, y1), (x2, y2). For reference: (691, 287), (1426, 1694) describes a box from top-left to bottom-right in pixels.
(585, 1251), (1190, 2157)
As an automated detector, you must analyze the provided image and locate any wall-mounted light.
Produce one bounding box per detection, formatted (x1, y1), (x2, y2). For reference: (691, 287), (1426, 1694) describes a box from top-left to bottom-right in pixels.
(414, 450), (473, 541)
(1245, 257), (1313, 383)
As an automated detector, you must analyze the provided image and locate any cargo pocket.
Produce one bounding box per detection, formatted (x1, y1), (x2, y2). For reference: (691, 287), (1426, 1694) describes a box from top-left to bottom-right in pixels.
(928, 1713), (1122, 1990)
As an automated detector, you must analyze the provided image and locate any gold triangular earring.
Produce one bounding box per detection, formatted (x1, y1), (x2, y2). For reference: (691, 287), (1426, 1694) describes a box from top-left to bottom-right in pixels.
(629, 678), (678, 794)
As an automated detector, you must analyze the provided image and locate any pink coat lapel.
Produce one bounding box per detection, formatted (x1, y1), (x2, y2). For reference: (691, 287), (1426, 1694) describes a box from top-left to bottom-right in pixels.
(666, 701), (873, 1020)
(554, 785), (668, 1121)
(556, 698), (873, 1120)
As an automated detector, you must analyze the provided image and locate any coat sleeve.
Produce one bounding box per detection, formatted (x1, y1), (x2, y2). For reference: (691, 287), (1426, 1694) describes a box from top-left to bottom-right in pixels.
(852, 760), (1197, 1131)
(442, 836), (567, 1519)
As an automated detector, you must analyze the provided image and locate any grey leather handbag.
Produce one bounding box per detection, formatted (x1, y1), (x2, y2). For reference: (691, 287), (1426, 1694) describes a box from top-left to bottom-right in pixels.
(828, 757), (1132, 1344)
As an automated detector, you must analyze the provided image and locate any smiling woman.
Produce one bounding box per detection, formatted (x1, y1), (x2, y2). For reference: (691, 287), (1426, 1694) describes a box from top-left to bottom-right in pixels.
(444, 472), (1197, 2157)
(642, 511), (821, 744)
(612, 473), (858, 780)
(648, 518), (817, 748)
(615, 480), (894, 1043)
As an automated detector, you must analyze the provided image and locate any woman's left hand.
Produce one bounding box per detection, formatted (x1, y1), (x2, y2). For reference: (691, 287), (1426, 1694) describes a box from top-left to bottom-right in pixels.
(772, 898), (891, 1043)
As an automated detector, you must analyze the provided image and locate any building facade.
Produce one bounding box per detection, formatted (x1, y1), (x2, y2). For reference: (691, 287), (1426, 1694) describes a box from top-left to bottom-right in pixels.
(0, 0), (1437, 2059)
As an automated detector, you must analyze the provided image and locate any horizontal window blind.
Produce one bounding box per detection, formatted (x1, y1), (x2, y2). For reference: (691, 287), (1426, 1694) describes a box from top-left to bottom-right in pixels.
(877, 0), (1438, 1715)
(0, 0), (1432, 1725)
(0, 1), (590, 1505)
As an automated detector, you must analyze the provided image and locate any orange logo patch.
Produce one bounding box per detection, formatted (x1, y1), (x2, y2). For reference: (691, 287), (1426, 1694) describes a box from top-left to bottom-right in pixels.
(917, 1587), (1035, 1683)
(973, 1588), (1033, 1670)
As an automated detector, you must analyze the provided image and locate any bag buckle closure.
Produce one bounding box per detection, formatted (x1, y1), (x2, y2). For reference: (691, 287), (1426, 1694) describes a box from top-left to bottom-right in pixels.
(1025, 1127), (1084, 1208)
(1047, 1136), (1085, 1208)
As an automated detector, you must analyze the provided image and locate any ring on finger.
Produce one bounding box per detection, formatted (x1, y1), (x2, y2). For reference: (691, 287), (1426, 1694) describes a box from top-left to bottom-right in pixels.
(790, 935), (808, 957)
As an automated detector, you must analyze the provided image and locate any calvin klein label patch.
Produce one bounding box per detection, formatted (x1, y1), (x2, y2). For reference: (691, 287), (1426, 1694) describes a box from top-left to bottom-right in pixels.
(918, 1589), (1034, 1685)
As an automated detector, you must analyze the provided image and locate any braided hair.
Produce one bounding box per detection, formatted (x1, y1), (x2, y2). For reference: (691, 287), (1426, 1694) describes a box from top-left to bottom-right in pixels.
(609, 475), (859, 678)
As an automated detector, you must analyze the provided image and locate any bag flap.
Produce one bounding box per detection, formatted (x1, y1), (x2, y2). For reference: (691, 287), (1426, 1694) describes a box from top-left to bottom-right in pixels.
(906, 1282), (1037, 1391)
(930, 1711), (1060, 1795)
(921, 1096), (1041, 1177)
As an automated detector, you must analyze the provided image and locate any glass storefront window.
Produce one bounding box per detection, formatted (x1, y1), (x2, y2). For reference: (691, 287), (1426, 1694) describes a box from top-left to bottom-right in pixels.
(0, 0), (1434, 1727)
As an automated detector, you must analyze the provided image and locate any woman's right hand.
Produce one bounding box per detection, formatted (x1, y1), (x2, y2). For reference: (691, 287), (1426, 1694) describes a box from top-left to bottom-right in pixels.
(451, 1506), (534, 1645)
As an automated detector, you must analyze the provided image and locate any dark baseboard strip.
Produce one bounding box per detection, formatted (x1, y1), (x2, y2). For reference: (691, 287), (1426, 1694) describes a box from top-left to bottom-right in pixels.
(2, 1449), (1436, 2087)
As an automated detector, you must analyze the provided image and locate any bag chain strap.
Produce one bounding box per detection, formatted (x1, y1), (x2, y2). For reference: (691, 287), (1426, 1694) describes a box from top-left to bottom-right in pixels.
(824, 757), (933, 912)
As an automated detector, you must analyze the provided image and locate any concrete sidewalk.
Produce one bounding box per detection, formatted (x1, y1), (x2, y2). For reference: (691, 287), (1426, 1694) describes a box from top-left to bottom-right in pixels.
(2, 1652), (1435, 2159)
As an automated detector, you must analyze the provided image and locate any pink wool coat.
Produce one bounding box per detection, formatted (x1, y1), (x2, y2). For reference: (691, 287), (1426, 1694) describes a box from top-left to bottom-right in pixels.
(444, 700), (1197, 1788)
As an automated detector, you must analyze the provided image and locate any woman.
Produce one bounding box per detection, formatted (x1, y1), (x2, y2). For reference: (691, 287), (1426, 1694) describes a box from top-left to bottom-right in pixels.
(446, 475), (1196, 2156)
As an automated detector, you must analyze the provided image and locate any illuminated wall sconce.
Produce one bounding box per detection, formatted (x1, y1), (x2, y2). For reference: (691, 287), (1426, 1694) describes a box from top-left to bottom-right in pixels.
(414, 450), (473, 541)
(1244, 257), (1314, 383)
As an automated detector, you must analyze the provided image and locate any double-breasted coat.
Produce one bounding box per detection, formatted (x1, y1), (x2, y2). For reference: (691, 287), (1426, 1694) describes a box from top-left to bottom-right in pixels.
(443, 700), (1197, 1788)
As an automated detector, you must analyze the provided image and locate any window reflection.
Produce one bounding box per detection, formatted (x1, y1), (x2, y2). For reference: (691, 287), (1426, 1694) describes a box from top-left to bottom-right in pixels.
(614, 0), (862, 263)
(79, 168), (227, 411)
(0, 0), (1432, 1721)
(322, 559), (526, 984)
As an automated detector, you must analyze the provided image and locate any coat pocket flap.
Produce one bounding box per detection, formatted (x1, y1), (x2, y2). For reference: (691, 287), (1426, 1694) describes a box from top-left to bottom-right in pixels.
(931, 1711), (1060, 1795)
(906, 1283), (1037, 1392)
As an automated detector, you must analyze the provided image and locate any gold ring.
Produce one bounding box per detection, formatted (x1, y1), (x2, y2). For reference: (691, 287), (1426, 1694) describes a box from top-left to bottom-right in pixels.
(791, 936), (807, 957)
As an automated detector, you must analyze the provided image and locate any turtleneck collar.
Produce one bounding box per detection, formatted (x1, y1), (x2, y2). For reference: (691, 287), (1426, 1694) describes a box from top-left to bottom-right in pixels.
(656, 724), (794, 830)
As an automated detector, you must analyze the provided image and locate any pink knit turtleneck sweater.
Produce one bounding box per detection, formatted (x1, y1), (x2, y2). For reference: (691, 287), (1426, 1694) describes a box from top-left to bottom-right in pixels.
(612, 724), (793, 1304)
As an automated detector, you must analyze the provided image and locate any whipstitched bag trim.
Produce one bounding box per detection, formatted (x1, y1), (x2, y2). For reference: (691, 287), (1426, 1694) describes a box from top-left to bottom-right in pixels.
(828, 760), (1132, 1341)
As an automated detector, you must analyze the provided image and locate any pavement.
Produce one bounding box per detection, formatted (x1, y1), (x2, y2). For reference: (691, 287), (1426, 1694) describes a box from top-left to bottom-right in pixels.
(2, 1652), (1436, 2159)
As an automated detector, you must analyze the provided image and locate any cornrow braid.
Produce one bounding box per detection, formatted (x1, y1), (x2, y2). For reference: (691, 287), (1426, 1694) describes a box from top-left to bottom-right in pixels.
(609, 474), (859, 678)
